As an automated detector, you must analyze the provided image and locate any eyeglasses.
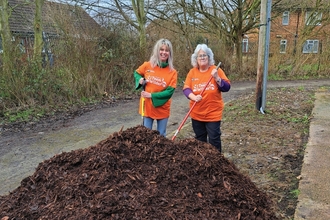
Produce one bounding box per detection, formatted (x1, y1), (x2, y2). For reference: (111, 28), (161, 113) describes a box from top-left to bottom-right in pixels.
(198, 54), (208, 59)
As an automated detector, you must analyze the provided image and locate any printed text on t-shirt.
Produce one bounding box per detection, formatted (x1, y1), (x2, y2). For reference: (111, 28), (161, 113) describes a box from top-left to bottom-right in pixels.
(192, 82), (215, 92)
(146, 75), (167, 88)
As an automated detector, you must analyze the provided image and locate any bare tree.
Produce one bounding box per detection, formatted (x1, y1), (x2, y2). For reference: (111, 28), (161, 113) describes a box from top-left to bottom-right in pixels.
(146, 0), (262, 71)
(68, 0), (262, 69)
(67, 0), (148, 57)
(147, 0), (197, 53)
(188, 0), (261, 71)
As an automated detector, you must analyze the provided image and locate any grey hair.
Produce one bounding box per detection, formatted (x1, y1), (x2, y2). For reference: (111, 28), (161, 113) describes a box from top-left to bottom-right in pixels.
(191, 44), (215, 68)
(149, 38), (175, 71)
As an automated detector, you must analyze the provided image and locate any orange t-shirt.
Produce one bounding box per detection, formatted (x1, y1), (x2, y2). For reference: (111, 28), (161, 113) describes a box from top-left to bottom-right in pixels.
(183, 65), (230, 121)
(136, 62), (177, 119)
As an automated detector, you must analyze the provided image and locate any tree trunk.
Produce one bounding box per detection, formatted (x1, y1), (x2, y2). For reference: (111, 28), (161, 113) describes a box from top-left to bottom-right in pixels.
(33, 0), (45, 68)
(132, 0), (147, 58)
(235, 36), (243, 73)
(0, 0), (14, 75)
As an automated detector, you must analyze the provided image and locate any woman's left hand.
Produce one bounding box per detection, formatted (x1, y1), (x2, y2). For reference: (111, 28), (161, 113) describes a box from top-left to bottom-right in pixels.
(141, 91), (151, 98)
(211, 69), (221, 82)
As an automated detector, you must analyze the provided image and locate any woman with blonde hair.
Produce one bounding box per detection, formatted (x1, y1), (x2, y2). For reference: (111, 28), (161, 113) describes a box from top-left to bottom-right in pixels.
(134, 39), (177, 137)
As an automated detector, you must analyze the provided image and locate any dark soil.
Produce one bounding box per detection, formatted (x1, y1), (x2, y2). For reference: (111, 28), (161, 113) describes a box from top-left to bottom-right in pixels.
(0, 126), (278, 219)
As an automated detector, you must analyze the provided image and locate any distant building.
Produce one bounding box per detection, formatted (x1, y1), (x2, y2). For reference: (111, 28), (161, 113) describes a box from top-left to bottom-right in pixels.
(1, 0), (101, 65)
(243, 0), (330, 56)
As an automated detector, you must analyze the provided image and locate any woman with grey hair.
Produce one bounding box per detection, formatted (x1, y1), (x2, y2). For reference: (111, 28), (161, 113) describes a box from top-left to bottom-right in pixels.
(134, 39), (177, 137)
(183, 44), (231, 152)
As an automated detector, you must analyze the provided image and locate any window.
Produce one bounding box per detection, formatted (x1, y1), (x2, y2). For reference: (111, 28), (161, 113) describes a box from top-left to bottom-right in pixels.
(303, 40), (319, 54)
(282, 11), (289, 25)
(18, 39), (26, 53)
(280, 40), (287, 53)
(305, 11), (322, 26)
(242, 39), (248, 53)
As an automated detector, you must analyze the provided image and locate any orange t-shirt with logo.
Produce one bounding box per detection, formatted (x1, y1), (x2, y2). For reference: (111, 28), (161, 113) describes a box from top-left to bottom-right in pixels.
(136, 62), (177, 119)
(183, 65), (230, 121)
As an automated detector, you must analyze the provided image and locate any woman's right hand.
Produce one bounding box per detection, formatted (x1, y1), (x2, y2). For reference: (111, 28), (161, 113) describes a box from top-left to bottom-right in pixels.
(189, 93), (202, 102)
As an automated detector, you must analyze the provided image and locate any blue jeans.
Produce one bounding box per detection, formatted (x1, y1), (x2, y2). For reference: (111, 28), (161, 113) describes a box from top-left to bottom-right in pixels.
(143, 117), (168, 137)
(191, 119), (222, 152)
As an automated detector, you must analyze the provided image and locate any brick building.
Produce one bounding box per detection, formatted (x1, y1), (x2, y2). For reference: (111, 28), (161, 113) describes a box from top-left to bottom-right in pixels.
(244, 0), (330, 56)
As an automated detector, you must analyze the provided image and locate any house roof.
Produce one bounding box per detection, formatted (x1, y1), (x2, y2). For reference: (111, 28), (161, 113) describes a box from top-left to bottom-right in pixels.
(276, 0), (330, 10)
(9, 0), (101, 37)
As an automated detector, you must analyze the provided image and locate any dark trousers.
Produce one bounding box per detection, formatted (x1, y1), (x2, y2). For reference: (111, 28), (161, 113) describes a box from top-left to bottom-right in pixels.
(191, 119), (222, 152)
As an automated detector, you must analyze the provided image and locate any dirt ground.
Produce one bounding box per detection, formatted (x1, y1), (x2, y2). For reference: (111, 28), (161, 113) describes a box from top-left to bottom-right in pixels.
(172, 86), (318, 219)
(1, 80), (330, 219)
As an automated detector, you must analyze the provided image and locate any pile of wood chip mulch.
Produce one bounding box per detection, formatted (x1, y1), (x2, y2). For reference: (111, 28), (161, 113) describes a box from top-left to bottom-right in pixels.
(0, 125), (278, 219)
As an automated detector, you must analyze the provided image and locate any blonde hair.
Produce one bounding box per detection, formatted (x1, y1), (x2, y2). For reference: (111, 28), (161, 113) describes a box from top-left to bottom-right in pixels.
(191, 44), (215, 68)
(149, 38), (175, 71)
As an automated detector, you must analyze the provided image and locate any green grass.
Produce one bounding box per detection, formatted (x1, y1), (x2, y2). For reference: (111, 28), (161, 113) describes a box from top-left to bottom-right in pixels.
(290, 189), (300, 199)
(3, 108), (45, 123)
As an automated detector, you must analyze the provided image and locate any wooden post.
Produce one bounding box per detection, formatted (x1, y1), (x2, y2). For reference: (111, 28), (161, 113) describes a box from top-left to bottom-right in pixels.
(256, 0), (267, 110)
